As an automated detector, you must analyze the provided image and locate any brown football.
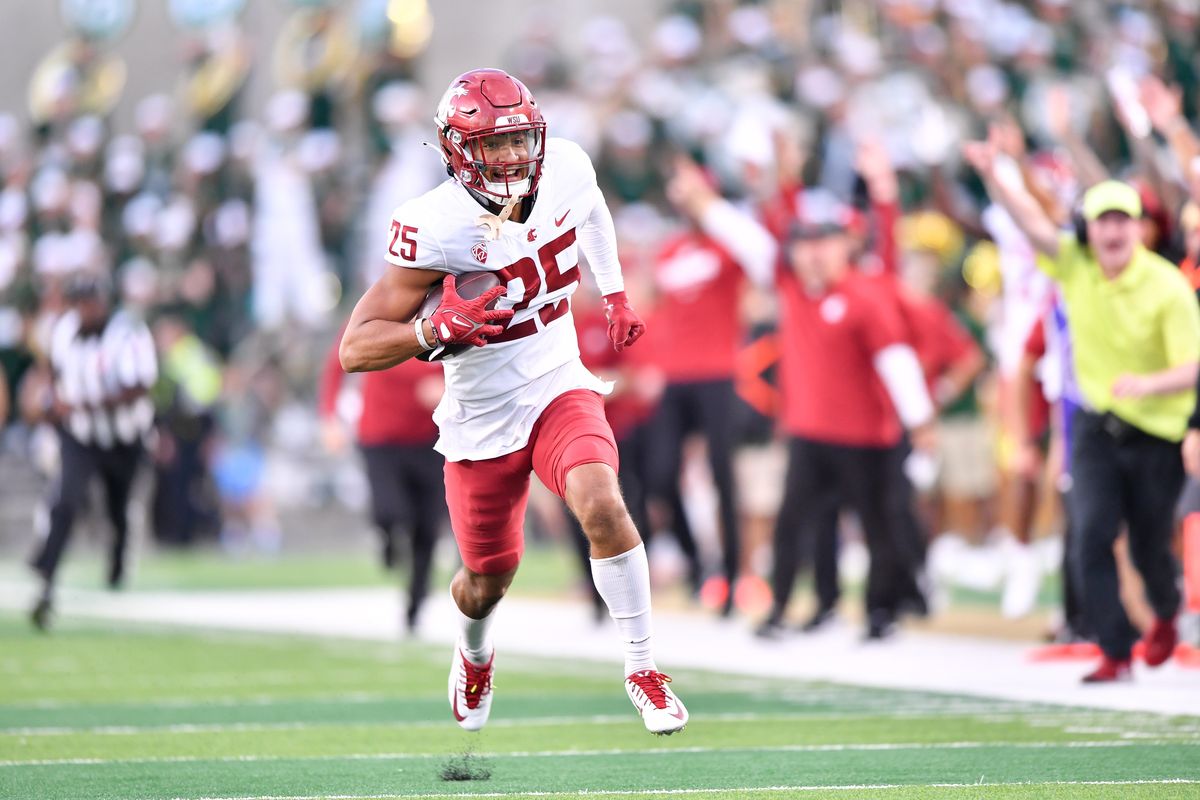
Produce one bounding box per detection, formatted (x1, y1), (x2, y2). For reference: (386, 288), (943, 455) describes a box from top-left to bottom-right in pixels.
(416, 271), (503, 362)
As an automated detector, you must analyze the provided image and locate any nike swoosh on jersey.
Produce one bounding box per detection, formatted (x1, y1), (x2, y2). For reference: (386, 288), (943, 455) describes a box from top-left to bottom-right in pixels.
(555, 210), (570, 226)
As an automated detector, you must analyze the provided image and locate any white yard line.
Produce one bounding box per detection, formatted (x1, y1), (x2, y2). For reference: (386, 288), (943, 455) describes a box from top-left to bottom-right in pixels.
(1, 583), (1197, 716)
(4, 711), (1197, 738)
(169, 780), (1200, 800)
(0, 712), (1063, 736)
(2, 739), (1196, 767)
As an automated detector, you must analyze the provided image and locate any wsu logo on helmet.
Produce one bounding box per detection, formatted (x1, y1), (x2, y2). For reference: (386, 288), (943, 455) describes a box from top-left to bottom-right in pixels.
(436, 84), (469, 124)
(471, 242), (488, 263)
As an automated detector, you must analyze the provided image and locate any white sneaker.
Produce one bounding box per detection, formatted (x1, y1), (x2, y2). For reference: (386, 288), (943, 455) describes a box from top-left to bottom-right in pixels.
(448, 641), (494, 732)
(1001, 543), (1042, 619)
(625, 669), (688, 735)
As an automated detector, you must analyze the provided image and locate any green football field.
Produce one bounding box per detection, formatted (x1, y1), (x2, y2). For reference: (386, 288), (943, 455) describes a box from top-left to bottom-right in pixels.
(2, 615), (1198, 800)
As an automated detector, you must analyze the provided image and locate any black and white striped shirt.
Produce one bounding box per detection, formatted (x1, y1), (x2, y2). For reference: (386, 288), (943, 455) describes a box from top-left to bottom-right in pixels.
(49, 309), (158, 448)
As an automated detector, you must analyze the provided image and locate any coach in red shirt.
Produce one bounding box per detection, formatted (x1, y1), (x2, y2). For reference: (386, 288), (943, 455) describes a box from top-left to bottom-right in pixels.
(320, 327), (446, 632)
(761, 189), (937, 639)
(632, 159), (774, 612)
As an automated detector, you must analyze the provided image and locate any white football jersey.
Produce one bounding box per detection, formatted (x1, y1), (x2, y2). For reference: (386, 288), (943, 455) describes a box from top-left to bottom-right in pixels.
(384, 138), (613, 461)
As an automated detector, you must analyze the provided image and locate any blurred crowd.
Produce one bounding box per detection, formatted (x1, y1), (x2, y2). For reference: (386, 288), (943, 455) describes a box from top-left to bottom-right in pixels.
(6, 0), (1200, 648)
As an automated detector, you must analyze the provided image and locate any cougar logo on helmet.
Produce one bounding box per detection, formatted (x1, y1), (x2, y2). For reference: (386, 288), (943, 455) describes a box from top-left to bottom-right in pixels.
(435, 68), (547, 203)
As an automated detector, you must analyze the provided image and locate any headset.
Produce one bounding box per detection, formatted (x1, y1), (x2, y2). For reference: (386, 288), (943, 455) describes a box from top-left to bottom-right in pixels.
(1072, 205), (1089, 248)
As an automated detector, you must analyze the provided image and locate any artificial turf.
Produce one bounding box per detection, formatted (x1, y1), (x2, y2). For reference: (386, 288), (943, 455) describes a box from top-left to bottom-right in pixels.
(2, 616), (1196, 800)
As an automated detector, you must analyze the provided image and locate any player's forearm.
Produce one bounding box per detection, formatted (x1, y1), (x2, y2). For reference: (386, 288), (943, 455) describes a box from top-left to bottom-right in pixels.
(340, 319), (431, 372)
(1163, 122), (1200, 203)
(873, 343), (935, 430)
(1060, 134), (1108, 190)
(1011, 357), (1037, 446)
(980, 168), (1060, 258)
(936, 350), (985, 410)
(1144, 362), (1200, 396)
(698, 199), (777, 288)
(578, 188), (624, 296)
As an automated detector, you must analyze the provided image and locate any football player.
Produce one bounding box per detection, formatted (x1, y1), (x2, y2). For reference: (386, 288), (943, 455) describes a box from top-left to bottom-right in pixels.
(339, 68), (687, 735)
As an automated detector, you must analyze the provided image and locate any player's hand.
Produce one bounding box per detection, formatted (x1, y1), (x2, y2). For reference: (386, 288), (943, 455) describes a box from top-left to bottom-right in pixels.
(602, 291), (646, 352)
(904, 423), (940, 493)
(319, 418), (349, 455)
(1111, 373), (1152, 399)
(1012, 440), (1042, 480)
(855, 137), (898, 204)
(1183, 429), (1200, 478)
(430, 274), (513, 347)
(988, 117), (1026, 160)
(665, 156), (717, 218)
(961, 139), (998, 180)
(1140, 75), (1184, 134)
(1044, 84), (1073, 141)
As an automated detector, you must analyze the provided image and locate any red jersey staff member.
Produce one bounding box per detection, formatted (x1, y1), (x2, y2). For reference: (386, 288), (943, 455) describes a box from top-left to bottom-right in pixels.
(633, 158), (768, 612)
(970, 135), (1200, 682)
(708, 188), (936, 639)
(320, 328), (446, 632)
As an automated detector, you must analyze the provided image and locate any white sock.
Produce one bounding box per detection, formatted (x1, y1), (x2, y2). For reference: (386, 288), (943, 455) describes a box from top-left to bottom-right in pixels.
(590, 542), (657, 675)
(454, 596), (495, 665)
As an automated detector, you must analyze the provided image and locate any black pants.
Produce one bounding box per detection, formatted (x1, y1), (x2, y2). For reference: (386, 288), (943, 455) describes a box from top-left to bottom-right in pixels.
(644, 379), (740, 586)
(769, 436), (923, 621)
(32, 430), (143, 589)
(1057, 482), (1091, 639)
(1068, 410), (1183, 660)
(152, 416), (219, 546)
(360, 443), (446, 627)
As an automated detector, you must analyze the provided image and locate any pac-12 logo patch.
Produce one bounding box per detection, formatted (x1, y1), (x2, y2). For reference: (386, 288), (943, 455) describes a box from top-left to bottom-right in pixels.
(471, 242), (488, 263)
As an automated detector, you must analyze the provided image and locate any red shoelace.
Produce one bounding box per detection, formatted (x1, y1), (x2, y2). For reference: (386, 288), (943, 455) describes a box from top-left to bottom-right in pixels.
(462, 657), (493, 709)
(627, 670), (672, 709)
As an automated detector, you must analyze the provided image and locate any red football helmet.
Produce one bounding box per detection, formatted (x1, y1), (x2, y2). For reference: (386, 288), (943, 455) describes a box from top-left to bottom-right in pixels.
(435, 68), (547, 202)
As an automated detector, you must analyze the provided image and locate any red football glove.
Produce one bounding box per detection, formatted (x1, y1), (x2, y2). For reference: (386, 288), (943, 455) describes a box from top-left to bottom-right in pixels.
(430, 274), (513, 347)
(602, 291), (646, 352)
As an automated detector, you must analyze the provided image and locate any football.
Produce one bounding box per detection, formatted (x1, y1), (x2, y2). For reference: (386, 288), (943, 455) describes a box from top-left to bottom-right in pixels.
(415, 271), (504, 362)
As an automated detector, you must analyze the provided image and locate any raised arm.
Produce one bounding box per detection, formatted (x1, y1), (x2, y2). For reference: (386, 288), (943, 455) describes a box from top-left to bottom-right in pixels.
(667, 156), (777, 288)
(1043, 84), (1109, 191)
(855, 138), (900, 275)
(1141, 74), (1200, 206)
(962, 138), (1061, 259)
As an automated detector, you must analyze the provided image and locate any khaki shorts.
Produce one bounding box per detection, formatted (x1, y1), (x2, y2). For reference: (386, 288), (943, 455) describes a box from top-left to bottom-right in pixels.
(937, 416), (997, 498)
(734, 441), (787, 517)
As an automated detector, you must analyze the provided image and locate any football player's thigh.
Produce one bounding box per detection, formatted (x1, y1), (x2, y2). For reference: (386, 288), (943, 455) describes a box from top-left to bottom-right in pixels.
(444, 450), (532, 575)
(531, 390), (619, 500)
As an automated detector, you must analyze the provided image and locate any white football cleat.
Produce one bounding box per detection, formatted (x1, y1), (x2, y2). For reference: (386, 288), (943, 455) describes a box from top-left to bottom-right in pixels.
(625, 669), (688, 735)
(448, 641), (494, 732)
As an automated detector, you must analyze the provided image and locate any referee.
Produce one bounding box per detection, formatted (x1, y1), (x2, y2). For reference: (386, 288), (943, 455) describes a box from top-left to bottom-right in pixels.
(969, 139), (1200, 682)
(29, 271), (157, 630)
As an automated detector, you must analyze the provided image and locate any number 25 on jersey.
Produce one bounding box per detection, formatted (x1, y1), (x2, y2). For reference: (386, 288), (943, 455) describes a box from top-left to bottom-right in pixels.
(389, 221), (419, 262)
